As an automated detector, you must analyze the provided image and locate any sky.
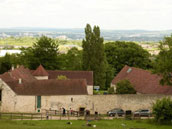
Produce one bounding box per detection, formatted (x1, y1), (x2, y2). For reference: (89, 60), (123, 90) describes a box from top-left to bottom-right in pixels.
(0, 0), (172, 30)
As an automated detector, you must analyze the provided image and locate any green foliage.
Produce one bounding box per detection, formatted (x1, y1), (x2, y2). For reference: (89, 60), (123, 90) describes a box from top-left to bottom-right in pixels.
(153, 34), (172, 85)
(0, 37), (37, 46)
(105, 41), (152, 75)
(116, 80), (136, 94)
(105, 65), (115, 89)
(19, 36), (60, 70)
(56, 47), (82, 70)
(57, 75), (68, 80)
(93, 90), (107, 95)
(107, 87), (115, 94)
(65, 47), (82, 70)
(0, 54), (12, 74)
(0, 54), (19, 74)
(152, 97), (172, 123)
(82, 24), (107, 89)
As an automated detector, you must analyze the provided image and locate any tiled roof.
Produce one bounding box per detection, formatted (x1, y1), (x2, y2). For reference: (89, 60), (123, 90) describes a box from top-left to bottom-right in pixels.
(0, 66), (88, 95)
(32, 65), (49, 76)
(15, 79), (88, 95)
(31, 70), (93, 85)
(112, 65), (172, 95)
(0, 72), (88, 95)
(10, 66), (36, 82)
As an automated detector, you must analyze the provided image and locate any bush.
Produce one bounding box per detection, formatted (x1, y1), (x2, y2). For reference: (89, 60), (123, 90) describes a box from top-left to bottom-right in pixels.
(57, 75), (68, 80)
(116, 80), (136, 94)
(152, 97), (172, 123)
(108, 87), (115, 94)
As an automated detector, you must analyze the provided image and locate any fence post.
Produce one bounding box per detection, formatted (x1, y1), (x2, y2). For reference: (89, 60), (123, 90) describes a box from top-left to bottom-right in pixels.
(41, 113), (42, 120)
(10, 113), (12, 120)
(0, 112), (1, 119)
(31, 114), (33, 120)
(68, 111), (69, 120)
(21, 113), (23, 120)
(60, 111), (61, 120)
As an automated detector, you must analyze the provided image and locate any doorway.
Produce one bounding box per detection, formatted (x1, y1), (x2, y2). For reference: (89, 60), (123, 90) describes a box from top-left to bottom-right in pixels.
(79, 107), (85, 116)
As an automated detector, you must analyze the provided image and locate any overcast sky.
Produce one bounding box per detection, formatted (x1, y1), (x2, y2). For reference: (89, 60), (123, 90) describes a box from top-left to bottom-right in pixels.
(0, 0), (172, 30)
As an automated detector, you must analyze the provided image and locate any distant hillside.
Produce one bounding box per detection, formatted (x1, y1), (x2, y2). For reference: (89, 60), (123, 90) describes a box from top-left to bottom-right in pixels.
(0, 27), (172, 42)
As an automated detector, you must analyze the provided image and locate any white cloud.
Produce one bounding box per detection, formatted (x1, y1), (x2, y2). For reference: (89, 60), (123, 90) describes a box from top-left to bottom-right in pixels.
(0, 0), (171, 30)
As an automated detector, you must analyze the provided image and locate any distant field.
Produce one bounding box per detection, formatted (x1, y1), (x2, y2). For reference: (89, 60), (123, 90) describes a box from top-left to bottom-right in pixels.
(0, 37), (82, 47)
(0, 37), (160, 55)
(0, 119), (171, 129)
(0, 37), (36, 46)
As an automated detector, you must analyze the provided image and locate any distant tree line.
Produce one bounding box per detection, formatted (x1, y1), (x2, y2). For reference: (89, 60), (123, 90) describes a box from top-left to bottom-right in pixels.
(1, 24), (171, 89)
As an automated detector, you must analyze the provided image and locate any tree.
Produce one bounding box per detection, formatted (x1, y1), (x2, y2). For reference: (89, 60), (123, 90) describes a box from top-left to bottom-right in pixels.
(153, 35), (172, 85)
(105, 41), (152, 75)
(65, 47), (82, 70)
(82, 24), (107, 89)
(19, 36), (60, 70)
(116, 80), (136, 94)
(152, 97), (172, 123)
(0, 54), (19, 74)
(105, 65), (115, 89)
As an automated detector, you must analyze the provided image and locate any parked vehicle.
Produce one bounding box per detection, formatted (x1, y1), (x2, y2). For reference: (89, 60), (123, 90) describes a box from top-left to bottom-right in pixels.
(134, 109), (151, 117)
(107, 108), (124, 116)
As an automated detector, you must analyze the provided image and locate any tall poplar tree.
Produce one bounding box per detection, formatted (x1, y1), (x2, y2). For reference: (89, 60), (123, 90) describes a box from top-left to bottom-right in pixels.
(82, 24), (107, 89)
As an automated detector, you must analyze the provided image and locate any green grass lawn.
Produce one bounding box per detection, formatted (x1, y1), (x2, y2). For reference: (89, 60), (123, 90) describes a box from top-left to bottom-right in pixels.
(0, 119), (171, 129)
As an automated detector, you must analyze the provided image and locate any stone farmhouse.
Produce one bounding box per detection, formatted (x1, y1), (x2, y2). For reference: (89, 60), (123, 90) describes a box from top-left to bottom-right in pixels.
(0, 65), (172, 114)
(0, 65), (93, 113)
(111, 65), (172, 95)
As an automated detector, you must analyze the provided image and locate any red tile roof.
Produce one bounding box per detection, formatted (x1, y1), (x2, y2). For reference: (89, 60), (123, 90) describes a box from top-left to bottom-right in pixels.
(15, 79), (88, 95)
(47, 70), (93, 85)
(0, 66), (88, 95)
(0, 72), (88, 95)
(112, 65), (172, 95)
(8, 66), (36, 82)
(32, 65), (49, 76)
(30, 70), (93, 85)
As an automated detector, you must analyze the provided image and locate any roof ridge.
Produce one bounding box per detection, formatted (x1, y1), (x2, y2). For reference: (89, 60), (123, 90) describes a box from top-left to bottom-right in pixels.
(32, 65), (49, 76)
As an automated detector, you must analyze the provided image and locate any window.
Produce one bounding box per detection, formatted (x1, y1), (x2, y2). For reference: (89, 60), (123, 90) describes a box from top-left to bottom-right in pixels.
(37, 96), (41, 108)
(71, 98), (73, 102)
(0, 90), (2, 101)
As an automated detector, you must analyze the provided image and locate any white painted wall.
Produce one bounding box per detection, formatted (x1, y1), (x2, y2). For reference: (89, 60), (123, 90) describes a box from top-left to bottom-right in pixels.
(35, 76), (48, 80)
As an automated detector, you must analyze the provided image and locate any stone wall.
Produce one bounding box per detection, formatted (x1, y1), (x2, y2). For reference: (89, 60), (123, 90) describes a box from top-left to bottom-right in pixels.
(0, 80), (172, 114)
(87, 85), (93, 95)
(0, 79), (36, 113)
(41, 94), (172, 114)
(0, 79), (17, 112)
(91, 95), (172, 114)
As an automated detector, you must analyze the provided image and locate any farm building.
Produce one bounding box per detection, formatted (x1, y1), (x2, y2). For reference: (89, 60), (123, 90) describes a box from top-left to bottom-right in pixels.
(111, 65), (172, 95)
(0, 65), (93, 113)
(0, 65), (172, 114)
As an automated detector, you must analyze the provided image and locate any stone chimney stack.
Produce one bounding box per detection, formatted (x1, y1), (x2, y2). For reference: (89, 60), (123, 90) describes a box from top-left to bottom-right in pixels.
(12, 66), (15, 71)
(19, 78), (22, 84)
(17, 65), (20, 68)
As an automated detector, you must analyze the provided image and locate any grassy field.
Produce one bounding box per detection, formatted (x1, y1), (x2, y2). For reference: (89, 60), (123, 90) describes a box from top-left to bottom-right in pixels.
(0, 119), (171, 129)
(0, 37), (82, 47)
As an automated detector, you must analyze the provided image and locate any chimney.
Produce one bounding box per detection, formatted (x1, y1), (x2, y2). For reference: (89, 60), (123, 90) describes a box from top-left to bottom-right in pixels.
(12, 66), (15, 71)
(19, 78), (22, 84)
(17, 65), (20, 68)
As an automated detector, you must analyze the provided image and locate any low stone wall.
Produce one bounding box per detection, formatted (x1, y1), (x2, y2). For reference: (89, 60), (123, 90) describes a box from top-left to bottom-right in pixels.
(41, 94), (172, 114)
(91, 94), (172, 114)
